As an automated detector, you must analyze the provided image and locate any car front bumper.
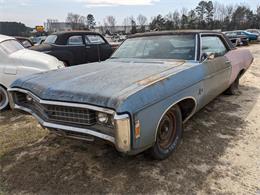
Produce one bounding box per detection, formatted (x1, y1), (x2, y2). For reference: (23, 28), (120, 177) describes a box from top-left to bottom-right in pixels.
(8, 88), (131, 153)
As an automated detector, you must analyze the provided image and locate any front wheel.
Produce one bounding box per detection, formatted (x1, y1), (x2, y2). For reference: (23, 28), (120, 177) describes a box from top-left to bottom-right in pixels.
(149, 105), (183, 160)
(0, 86), (9, 111)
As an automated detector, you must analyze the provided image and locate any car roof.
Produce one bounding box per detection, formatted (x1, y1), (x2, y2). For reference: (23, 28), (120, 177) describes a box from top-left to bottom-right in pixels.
(128, 30), (235, 50)
(50, 31), (105, 45)
(52, 31), (101, 36)
(0, 34), (15, 43)
(129, 30), (224, 38)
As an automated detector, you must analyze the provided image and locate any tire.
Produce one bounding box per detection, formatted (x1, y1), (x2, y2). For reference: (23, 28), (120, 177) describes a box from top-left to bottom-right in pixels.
(235, 39), (239, 47)
(225, 77), (239, 95)
(0, 86), (9, 111)
(149, 105), (183, 160)
(243, 41), (249, 46)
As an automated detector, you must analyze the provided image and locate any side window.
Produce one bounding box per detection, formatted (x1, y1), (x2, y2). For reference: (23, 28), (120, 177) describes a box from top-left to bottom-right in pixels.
(67, 36), (83, 45)
(86, 35), (105, 45)
(202, 36), (227, 57)
(22, 40), (32, 48)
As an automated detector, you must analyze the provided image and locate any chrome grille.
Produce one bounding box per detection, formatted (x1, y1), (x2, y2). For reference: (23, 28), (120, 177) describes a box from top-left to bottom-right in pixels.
(45, 104), (96, 125)
(15, 93), (97, 127)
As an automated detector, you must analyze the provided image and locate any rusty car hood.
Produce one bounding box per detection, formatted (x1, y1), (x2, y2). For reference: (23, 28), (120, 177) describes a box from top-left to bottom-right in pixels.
(11, 59), (187, 110)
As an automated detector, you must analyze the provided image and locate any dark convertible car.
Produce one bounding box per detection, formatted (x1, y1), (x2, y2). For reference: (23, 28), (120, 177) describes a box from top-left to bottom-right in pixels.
(30, 31), (113, 66)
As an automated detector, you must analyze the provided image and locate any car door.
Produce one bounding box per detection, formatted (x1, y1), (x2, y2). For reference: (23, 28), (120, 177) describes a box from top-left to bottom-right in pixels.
(85, 34), (112, 62)
(66, 35), (86, 65)
(84, 35), (99, 63)
(199, 35), (232, 108)
(97, 36), (113, 60)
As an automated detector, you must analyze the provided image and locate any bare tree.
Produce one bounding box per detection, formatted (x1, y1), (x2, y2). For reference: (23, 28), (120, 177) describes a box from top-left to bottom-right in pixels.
(137, 14), (148, 26)
(123, 17), (131, 26)
(123, 17), (132, 33)
(66, 13), (86, 30)
(105, 16), (116, 33)
(106, 16), (116, 27)
(129, 16), (137, 34)
(172, 10), (180, 29)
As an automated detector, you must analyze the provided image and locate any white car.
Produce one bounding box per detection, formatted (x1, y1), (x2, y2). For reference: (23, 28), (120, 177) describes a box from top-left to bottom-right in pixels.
(0, 34), (64, 111)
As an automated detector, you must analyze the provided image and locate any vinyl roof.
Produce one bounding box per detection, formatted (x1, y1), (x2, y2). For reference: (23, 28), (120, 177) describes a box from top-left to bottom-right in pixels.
(52, 31), (100, 36)
(129, 30), (223, 38)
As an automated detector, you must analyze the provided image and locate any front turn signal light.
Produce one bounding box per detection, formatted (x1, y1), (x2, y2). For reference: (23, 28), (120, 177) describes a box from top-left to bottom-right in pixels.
(135, 120), (141, 139)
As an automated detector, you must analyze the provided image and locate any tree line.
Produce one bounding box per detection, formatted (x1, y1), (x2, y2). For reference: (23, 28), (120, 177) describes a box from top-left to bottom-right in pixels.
(0, 22), (32, 36)
(0, 1), (260, 36)
(65, 1), (260, 34)
(149, 1), (260, 31)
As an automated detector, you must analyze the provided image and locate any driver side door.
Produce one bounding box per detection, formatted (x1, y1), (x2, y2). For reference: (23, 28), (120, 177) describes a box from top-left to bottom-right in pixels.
(199, 35), (232, 108)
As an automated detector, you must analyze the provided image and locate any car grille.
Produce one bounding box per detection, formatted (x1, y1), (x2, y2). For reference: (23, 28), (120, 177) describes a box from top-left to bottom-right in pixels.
(15, 92), (97, 127)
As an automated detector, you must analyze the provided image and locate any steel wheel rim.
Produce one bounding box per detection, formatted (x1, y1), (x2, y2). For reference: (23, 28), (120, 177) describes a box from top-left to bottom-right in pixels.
(158, 111), (177, 149)
(0, 88), (8, 109)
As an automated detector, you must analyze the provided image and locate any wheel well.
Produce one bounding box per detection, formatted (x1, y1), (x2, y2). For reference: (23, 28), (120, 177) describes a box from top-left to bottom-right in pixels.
(238, 69), (246, 79)
(177, 98), (196, 122)
(62, 60), (70, 67)
(0, 83), (7, 90)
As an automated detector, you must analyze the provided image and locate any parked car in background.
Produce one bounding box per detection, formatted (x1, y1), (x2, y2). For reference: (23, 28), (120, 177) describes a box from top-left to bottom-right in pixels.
(246, 29), (260, 36)
(0, 34), (64, 111)
(104, 35), (122, 52)
(232, 30), (258, 42)
(9, 31), (253, 159)
(246, 29), (260, 41)
(223, 31), (249, 46)
(32, 36), (47, 45)
(30, 31), (113, 66)
(15, 37), (34, 48)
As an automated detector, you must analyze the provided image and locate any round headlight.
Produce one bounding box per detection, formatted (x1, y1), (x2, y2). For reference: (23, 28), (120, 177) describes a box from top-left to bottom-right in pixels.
(97, 113), (109, 124)
(26, 95), (33, 102)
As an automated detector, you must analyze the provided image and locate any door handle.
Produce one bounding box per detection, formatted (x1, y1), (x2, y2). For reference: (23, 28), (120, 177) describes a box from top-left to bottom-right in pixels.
(225, 60), (231, 64)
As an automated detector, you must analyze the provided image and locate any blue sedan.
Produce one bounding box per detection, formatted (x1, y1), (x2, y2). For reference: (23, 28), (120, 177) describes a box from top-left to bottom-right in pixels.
(9, 31), (254, 160)
(235, 30), (258, 41)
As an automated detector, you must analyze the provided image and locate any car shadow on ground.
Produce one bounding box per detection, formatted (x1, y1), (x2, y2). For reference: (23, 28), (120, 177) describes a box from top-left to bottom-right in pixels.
(0, 84), (259, 194)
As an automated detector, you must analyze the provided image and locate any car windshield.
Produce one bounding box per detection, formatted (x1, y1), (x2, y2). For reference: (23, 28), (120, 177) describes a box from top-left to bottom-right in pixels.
(111, 35), (196, 60)
(0, 40), (24, 55)
(44, 35), (57, 44)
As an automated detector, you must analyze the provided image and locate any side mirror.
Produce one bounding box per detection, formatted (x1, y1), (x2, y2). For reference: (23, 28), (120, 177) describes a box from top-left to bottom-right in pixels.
(201, 52), (215, 62)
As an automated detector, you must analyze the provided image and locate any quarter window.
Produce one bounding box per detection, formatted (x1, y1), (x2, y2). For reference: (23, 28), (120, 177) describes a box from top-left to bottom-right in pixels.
(201, 36), (227, 57)
(44, 35), (57, 44)
(0, 40), (24, 55)
(67, 36), (83, 45)
(86, 35), (105, 45)
(22, 40), (33, 48)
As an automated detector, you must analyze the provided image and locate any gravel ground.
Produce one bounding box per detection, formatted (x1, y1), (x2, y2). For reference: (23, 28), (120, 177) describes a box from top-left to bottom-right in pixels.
(0, 44), (259, 195)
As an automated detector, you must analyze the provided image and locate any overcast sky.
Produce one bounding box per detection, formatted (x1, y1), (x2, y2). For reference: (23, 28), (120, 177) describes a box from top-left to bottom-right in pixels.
(0, 0), (259, 27)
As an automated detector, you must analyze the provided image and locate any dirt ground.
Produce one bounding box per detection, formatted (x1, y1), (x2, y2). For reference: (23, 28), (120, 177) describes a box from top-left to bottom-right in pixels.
(0, 45), (259, 195)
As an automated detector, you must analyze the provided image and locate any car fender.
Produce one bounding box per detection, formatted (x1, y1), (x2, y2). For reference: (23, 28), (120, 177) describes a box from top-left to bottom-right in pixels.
(115, 64), (204, 153)
(225, 49), (254, 84)
(49, 50), (73, 65)
(129, 82), (200, 153)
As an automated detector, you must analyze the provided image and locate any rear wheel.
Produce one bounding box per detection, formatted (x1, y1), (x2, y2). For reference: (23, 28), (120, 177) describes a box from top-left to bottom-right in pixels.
(149, 105), (183, 160)
(225, 77), (239, 95)
(0, 86), (9, 111)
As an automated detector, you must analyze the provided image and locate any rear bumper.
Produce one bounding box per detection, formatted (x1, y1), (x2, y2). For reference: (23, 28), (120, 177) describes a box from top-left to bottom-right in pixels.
(8, 88), (131, 153)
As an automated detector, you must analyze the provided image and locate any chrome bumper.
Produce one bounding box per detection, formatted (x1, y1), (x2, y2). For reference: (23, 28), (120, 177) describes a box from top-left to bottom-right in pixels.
(8, 88), (131, 153)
